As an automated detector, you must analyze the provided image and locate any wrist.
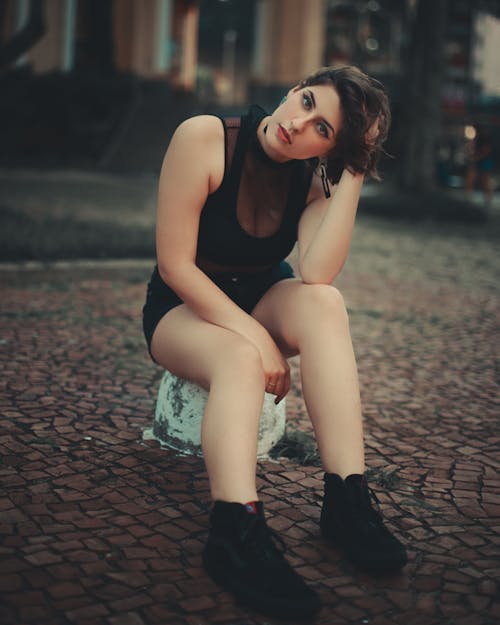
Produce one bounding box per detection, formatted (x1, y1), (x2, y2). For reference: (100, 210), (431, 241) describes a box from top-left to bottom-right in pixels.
(341, 168), (365, 183)
(240, 316), (268, 344)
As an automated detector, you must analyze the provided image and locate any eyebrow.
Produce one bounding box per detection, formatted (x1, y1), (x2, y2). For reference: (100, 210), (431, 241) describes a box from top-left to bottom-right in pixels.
(308, 90), (336, 135)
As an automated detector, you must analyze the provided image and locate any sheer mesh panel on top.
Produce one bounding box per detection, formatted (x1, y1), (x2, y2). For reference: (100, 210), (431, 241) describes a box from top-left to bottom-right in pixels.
(196, 105), (312, 268)
(237, 133), (295, 238)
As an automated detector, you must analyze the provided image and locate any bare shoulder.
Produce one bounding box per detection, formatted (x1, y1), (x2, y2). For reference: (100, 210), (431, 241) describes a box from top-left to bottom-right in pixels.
(173, 114), (224, 144)
(166, 115), (225, 192)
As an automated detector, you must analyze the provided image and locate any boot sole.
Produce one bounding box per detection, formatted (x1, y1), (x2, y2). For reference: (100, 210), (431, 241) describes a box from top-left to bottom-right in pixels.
(321, 527), (408, 575)
(202, 549), (321, 619)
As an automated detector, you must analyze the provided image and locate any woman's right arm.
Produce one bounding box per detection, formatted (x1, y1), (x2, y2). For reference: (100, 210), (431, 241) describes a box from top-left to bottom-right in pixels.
(155, 116), (289, 402)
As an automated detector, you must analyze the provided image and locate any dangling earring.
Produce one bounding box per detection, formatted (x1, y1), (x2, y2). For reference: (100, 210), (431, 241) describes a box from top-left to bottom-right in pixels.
(320, 159), (331, 199)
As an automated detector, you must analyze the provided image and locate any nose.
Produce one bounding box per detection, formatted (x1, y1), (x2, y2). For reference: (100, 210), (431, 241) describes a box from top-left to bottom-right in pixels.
(290, 113), (313, 133)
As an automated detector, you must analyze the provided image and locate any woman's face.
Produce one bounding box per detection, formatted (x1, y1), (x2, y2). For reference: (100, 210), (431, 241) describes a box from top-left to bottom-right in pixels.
(259, 83), (342, 162)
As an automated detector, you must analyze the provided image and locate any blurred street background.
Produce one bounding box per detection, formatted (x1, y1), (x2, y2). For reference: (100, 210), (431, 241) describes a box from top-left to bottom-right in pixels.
(0, 0), (500, 260)
(1, 3), (499, 625)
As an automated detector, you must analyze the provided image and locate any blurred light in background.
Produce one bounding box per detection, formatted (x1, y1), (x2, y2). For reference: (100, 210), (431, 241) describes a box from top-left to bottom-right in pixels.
(464, 125), (477, 140)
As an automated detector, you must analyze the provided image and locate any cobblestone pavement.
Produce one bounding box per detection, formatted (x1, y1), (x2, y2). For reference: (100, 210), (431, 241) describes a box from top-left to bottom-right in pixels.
(1, 215), (499, 625)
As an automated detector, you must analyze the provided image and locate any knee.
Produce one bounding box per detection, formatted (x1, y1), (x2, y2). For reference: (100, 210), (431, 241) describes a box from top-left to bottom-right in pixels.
(214, 336), (264, 381)
(300, 283), (349, 324)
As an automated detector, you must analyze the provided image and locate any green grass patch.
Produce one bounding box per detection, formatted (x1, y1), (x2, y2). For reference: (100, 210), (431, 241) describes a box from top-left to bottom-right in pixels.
(270, 432), (404, 494)
(365, 467), (401, 490)
(400, 496), (440, 512)
(269, 428), (321, 466)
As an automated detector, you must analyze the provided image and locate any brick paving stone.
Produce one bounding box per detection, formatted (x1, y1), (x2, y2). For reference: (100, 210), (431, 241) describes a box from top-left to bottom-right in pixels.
(65, 604), (110, 622)
(184, 616), (216, 625)
(466, 594), (492, 612)
(47, 582), (86, 599)
(18, 605), (53, 623)
(82, 561), (116, 575)
(107, 613), (146, 625)
(178, 596), (218, 613)
(454, 617), (496, 625)
(1, 214), (499, 625)
(0, 574), (23, 592)
(53, 596), (95, 612)
(108, 594), (153, 612)
(142, 604), (185, 623)
(331, 601), (367, 620)
(24, 549), (63, 565)
(105, 571), (149, 588)
(477, 578), (497, 595)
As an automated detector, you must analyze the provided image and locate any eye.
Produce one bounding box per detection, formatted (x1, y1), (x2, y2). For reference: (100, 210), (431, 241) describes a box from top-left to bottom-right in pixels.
(302, 93), (312, 110)
(317, 122), (329, 139)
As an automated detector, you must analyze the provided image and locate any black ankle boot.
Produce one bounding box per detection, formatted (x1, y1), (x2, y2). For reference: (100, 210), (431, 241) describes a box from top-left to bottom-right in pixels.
(320, 473), (408, 575)
(203, 501), (321, 618)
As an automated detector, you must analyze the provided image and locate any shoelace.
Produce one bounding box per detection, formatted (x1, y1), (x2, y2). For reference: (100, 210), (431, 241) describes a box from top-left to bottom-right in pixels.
(240, 516), (288, 564)
(348, 483), (387, 533)
(366, 484), (383, 517)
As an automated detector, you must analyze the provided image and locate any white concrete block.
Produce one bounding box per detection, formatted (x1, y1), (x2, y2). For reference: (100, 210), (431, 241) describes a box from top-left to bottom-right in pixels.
(153, 370), (286, 458)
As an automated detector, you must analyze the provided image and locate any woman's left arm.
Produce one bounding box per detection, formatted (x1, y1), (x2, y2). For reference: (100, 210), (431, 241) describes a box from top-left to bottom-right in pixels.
(298, 168), (364, 284)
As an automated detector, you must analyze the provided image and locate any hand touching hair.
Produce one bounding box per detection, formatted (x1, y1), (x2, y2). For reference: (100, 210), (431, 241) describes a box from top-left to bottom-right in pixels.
(300, 66), (391, 183)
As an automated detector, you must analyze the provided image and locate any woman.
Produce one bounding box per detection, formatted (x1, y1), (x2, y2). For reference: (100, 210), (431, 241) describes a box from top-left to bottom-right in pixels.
(143, 66), (407, 618)
(465, 126), (495, 207)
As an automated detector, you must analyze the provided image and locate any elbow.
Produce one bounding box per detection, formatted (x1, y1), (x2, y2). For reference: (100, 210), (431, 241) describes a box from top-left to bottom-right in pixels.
(300, 268), (338, 286)
(157, 259), (193, 287)
(157, 262), (174, 286)
(299, 260), (342, 285)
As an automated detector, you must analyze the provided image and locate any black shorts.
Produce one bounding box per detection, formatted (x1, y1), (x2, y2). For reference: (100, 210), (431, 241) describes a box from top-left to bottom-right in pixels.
(142, 261), (295, 361)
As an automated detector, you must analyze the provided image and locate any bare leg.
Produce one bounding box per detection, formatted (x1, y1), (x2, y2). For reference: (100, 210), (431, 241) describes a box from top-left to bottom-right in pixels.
(252, 280), (365, 478)
(253, 280), (408, 576)
(465, 166), (476, 193)
(151, 305), (265, 503)
(153, 309), (322, 615)
(480, 172), (493, 205)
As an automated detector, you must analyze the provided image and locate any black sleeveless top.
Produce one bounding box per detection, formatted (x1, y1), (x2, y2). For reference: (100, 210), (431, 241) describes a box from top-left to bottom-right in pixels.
(196, 105), (313, 268)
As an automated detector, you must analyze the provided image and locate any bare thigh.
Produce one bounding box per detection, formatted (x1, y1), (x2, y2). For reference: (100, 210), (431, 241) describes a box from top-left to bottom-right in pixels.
(251, 278), (304, 358)
(150, 304), (257, 389)
(252, 278), (348, 356)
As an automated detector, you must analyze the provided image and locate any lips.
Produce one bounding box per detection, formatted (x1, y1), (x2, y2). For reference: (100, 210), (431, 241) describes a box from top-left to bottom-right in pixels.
(277, 124), (291, 144)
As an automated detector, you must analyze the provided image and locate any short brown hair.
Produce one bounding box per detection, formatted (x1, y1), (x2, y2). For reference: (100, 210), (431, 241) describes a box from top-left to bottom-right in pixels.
(300, 65), (391, 183)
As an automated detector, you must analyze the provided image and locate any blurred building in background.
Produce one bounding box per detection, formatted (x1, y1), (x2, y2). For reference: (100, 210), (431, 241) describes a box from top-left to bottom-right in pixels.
(3, 0), (200, 87)
(1, 0), (499, 182)
(4, 0), (499, 107)
(471, 10), (500, 100)
(2, 0), (327, 103)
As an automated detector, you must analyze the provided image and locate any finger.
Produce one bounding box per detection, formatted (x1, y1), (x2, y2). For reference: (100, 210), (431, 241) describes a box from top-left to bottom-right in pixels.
(275, 389), (286, 405)
(266, 377), (278, 395)
(274, 362), (289, 404)
(283, 372), (291, 399)
(273, 373), (286, 402)
(274, 373), (289, 404)
(284, 363), (291, 385)
(275, 380), (290, 404)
